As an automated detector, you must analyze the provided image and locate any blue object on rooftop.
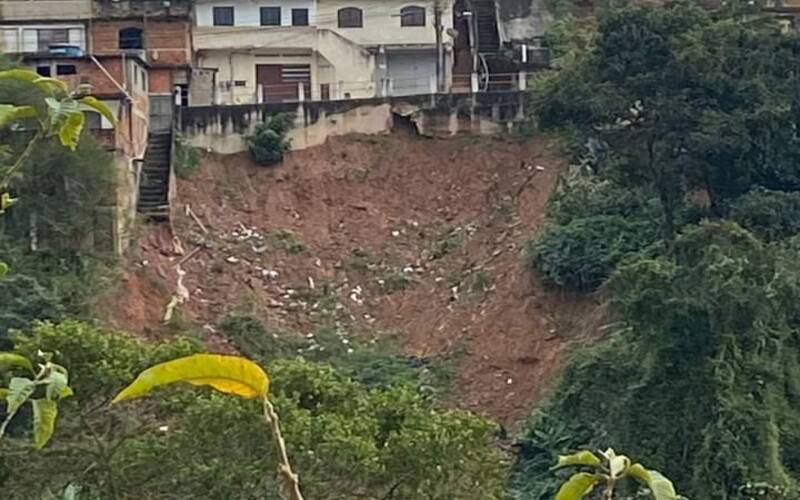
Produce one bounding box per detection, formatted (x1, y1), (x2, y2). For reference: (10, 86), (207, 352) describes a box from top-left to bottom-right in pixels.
(48, 44), (84, 57)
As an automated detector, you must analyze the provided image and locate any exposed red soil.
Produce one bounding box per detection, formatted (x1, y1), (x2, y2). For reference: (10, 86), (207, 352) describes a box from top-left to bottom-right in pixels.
(101, 132), (603, 425)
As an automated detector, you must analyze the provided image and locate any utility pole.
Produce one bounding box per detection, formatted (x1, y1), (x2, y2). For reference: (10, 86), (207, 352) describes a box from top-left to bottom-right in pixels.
(434, 0), (444, 92)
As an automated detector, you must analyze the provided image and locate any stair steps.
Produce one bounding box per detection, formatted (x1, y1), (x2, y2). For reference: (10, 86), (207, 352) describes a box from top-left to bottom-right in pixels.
(137, 132), (172, 221)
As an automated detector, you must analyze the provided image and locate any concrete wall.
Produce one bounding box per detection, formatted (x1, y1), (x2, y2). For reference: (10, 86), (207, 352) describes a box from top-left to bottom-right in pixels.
(196, 0), (317, 26)
(497, 0), (553, 42)
(0, 0), (92, 21)
(316, 0), (453, 46)
(178, 91), (528, 153)
(194, 26), (377, 103)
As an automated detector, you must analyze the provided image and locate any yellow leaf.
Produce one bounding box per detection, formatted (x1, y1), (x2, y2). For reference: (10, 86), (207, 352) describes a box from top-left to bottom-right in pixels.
(79, 96), (116, 125)
(32, 398), (58, 449)
(0, 352), (34, 373)
(555, 472), (602, 500)
(112, 354), (270, 403)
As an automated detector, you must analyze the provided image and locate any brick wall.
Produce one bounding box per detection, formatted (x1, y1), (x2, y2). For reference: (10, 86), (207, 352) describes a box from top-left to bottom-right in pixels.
(90, 19), (191, 66)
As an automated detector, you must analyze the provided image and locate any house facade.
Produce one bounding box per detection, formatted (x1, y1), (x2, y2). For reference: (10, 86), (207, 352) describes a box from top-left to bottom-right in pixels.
(193, 0), (454, 104)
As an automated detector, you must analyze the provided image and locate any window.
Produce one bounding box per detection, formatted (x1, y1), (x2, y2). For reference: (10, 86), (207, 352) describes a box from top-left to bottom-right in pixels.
(213, 6), (235, 26)
(56, 64), (77, 75)
(85, 111), (102, 130)
(36, 66), (51, 77)
(37, 29), (68, 52)
(292, 8), (309, 26)
(119, 27), (143, 49)
(260, 7), (281, 26)
(337, 7), (363, 28)
(400, 6), (425, 26)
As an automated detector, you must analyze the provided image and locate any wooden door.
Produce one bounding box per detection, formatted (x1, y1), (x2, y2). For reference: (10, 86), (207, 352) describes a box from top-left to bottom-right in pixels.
(256, 64), (311, 102)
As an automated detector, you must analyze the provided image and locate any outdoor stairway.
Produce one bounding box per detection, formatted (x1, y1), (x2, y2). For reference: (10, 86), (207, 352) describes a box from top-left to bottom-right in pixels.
(473, 0), (500, 53)
(137, 132), (171, 221)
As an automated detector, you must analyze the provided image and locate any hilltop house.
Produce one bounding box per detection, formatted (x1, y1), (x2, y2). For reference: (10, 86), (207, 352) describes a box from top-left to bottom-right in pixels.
(192, 0), (455, 104)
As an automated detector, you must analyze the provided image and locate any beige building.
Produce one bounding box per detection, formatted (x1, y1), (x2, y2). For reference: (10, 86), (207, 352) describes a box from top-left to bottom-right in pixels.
(193, 0), (454, 104)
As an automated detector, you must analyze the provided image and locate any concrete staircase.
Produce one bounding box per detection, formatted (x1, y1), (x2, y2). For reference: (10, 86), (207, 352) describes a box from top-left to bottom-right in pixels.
(473, 0), (501, 53)
(137, 132), (171, 221)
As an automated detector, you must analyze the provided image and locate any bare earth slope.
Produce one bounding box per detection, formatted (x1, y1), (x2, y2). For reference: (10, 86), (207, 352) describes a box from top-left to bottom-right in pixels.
(104, 133), (599, 424)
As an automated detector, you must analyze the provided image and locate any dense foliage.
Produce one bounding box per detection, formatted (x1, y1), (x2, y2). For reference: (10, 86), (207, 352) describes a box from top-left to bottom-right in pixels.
(1, 321), (507, 499)
(516, 222), (800, 498)
(246, 113), (293, 166)
(518, 3), (800, 499)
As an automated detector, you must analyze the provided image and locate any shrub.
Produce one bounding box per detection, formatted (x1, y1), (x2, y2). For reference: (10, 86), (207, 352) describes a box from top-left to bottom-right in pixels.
(547, 173), (656, 225)
(729, 187), (800, 241)
(173, 133), (201, 179)
(528, 215), (658, 291)
(246, 114), (293, 166)
(1, 321), (507, 500)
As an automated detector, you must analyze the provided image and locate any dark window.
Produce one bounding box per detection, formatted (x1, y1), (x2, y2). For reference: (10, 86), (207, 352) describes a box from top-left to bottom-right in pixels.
(400, 6), (425, 26)
(260, 7), (281, 26)
(85, 111), (102, 130)
(37, 29), (68, 52)
(56, 64), (77, 75)
(292, 8), (309, 26)
(119, 27), (143, 49)
(36, 66), (51, 76)
(213, 6), (235, 26)
(337, 7), (363, 28)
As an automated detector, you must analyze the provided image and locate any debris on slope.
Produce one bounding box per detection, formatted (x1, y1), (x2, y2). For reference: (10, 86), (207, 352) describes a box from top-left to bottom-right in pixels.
(108, 133), (602, 425)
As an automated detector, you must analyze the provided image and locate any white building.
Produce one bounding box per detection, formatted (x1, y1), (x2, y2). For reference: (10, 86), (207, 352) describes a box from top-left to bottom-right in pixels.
(193, 0), (455, 104)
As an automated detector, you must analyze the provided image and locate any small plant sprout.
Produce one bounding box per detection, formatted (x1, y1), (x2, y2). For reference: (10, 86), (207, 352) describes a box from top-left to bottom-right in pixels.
(553, 448), (678, 500)
(0, 351), (74, 448)
(112, 353), (304, 500)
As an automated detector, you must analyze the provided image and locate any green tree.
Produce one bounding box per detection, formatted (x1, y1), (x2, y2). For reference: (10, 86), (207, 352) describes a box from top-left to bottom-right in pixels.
(533, 4), (800, 235)
(514, 222), (800, 498)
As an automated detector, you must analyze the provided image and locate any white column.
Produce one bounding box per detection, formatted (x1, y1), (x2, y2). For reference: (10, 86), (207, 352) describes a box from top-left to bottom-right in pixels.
(518, 71), (527, 91)
(429, 75), (437, 94)
(470, 72), (479, 93)
(297, 81), (305, 102)
(256, 84), (264, 104)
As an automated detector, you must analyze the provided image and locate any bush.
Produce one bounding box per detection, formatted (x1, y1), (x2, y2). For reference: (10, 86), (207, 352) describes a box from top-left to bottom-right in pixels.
(547, 173), (656, 225)
(1, 321), (507, 500)
(173, 133), (201, 179)
(246, 114), (293, 166)
(528, 215), (659, 291)
(729, 187), (800, 241)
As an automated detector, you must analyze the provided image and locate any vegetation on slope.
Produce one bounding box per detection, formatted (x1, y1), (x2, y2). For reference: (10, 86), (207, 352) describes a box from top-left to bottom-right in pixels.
(519, 2), (800, 499)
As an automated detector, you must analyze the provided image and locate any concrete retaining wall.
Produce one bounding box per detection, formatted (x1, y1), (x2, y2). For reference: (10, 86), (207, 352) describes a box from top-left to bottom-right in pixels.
(177, 91), (529, 154)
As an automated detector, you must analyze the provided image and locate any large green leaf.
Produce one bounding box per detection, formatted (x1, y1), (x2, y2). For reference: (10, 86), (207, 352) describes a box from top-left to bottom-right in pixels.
(32, 398), (58, 448)
(58, 111), (84, 150)
(33, 76), (68, 95)
(79, 96), (116, 125)
(45, 370), (73, 400)
(555, 472), (602, 500)
(0, 104), (37, 128)
(6, 377), (36, 414)
(0, 352), (34, 373)
(628, 464), (678, 500)
(553, 450), (602, 469)
(0, 261), (7, 277)
(113, 354), (270, 403)
(0, 69), (41, 83)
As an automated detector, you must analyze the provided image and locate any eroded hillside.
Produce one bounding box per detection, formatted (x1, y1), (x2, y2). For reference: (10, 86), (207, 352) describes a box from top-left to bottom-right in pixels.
(104, 132), (600, 423)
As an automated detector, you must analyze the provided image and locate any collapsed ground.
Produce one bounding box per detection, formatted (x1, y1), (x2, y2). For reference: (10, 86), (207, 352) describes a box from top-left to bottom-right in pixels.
(105, 132), (600, 424)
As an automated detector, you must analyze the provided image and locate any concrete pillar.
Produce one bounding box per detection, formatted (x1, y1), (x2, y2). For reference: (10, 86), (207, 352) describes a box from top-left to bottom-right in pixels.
(298, 82), (305, 102)
(388, 78), (394, 96)
(470, 72), (479, 93)
(429, 75), (437, 94)
(518, 71), (527, 91)
(256, 84), (264, 104)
